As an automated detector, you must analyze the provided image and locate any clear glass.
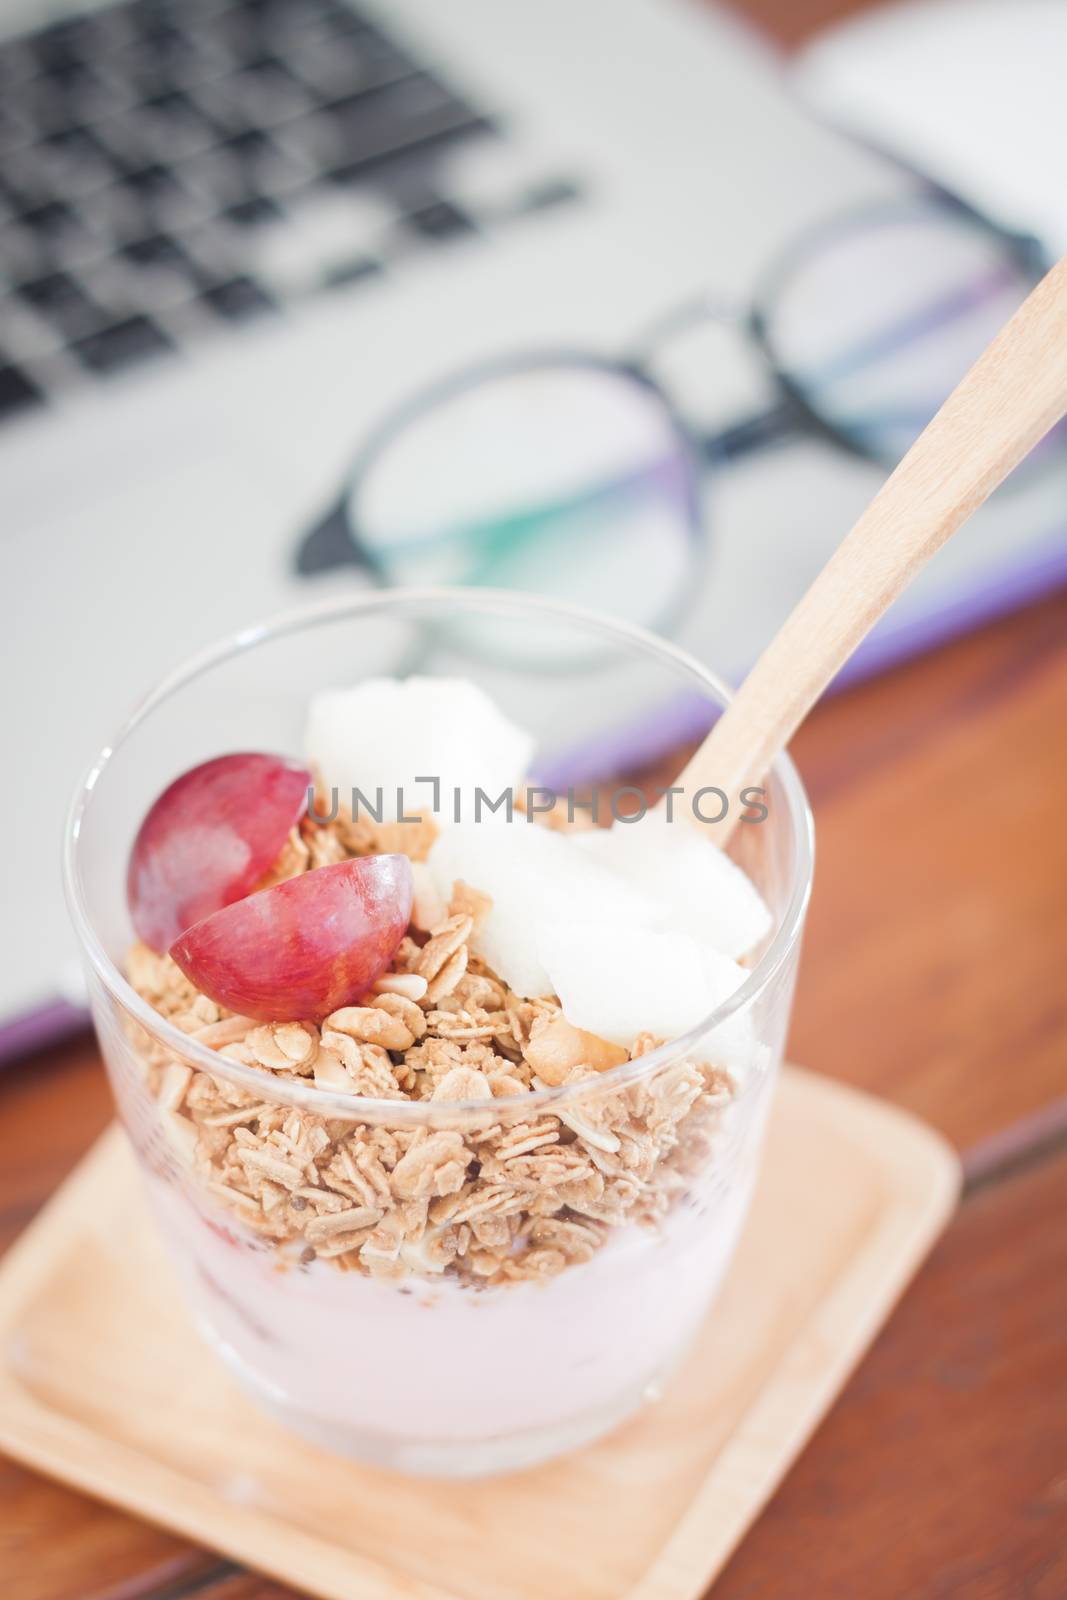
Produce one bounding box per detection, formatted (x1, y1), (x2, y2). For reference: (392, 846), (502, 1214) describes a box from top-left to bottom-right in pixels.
(63, 589), (813, 1479)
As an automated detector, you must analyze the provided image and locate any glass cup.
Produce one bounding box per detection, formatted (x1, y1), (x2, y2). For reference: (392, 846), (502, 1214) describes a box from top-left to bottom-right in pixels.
(63, 589), (813, 1479)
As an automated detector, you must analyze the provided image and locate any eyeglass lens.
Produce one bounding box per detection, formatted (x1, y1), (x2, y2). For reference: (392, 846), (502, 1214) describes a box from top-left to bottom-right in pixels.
(762, 203), (1046, 467)
(349, 363), (700, 662)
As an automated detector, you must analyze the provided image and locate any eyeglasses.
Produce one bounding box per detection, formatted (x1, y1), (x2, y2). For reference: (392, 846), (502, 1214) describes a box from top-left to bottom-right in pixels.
(297, 192), (1051, 664)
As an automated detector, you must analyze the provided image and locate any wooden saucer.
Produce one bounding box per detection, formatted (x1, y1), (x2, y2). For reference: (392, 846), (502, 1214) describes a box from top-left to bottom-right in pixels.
(0, 1067), (958, 1600)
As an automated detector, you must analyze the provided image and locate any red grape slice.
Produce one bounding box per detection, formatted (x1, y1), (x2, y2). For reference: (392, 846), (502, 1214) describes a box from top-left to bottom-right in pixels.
(169, 855), (414, 1023)
(127, 753), (312, 953)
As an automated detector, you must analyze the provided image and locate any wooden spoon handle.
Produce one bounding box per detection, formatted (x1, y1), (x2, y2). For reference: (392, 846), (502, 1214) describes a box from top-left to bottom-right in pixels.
(679, 252), (1067, 839)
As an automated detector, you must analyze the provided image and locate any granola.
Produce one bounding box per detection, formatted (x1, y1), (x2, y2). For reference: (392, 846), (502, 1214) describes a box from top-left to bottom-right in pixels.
(127, 806), (738, 1288)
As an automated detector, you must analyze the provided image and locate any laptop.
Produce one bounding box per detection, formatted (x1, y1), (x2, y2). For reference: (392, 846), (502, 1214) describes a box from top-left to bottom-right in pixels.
(0, 0), (1060, 1054)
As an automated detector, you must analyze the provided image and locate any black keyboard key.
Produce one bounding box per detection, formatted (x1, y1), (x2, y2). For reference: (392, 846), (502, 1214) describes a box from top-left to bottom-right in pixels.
(224, 195), (282, 226)
(321, 76), (489, 180)
(236, 53), (297, 80)
(518, 176), (583, 214)
(74, 179), (143, 239)
(1, 145), (56, 207)
(405, 198), (476, 241)
(136, 23), (201, 66)
(0, 101), (31, 149)
(33, 34), (82, 75)
(18, 199), (78, 237)
(33, 14), (97, 59)
(234, 0), (365, 43)
(329, 73), (467, 128)
(327, 119), (491, 186)
(29, 59), (115, 127)
(87, 8), (142, 53)
(321, 255), (380, 290)
(214, 129), (308, 194)
(38, 55), (98, 93)
(0, 219), (48, 282)
(131, 90), (221, 157)
(119, 232), (191, 270)
(72, 314), (174, 373)
(37, 126), (114, 193)
(200, 275), (276, 320)
(288, 31), (413, 101)
(222, 57), (311, 122)
(40, 124), (108, 162)
(113, 25), (221, 96)
(176, 147), (253, 208)
(219, 128), (273, 161)
(0, 362), (44, 419)
(17, 270), (94, 325)
(110, 52), (183, 104)
(18, 269), (81, 308)
(139, 87), (202, 119)
(118, 163), (183, 201)
(16, 271), (100, 340)
(127, 0), (181, 21)
(236, 0), (345, 19)
(78, 256), (157, 318)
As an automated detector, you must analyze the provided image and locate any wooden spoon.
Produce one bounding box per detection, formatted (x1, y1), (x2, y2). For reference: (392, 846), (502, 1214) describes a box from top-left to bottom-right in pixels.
(678, 253), (1067, 842)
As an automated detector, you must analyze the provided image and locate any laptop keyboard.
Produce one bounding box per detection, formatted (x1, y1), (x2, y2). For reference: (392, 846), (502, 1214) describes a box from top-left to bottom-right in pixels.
(0, 0), (580, 424)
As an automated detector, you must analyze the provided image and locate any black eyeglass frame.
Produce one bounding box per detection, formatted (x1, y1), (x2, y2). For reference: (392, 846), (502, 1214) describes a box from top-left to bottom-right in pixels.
(298, 189), (1049, 607)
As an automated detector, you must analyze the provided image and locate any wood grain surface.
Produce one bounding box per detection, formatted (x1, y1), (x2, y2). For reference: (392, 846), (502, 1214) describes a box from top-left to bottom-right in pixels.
(2, 0), (1066, 1594)
(714, 1148), (1067, 1600)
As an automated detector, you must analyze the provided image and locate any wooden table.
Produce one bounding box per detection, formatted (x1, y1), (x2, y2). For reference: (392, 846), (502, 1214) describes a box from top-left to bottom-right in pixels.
(4, 9), (1067, 1599)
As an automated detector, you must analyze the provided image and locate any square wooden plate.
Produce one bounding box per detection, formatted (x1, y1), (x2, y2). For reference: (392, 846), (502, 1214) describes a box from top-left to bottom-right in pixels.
(0, 1067), (958, 1600)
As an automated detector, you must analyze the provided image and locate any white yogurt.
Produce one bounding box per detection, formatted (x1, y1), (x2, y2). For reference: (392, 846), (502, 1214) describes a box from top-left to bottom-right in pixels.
(147, 1131), (760, 1474)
